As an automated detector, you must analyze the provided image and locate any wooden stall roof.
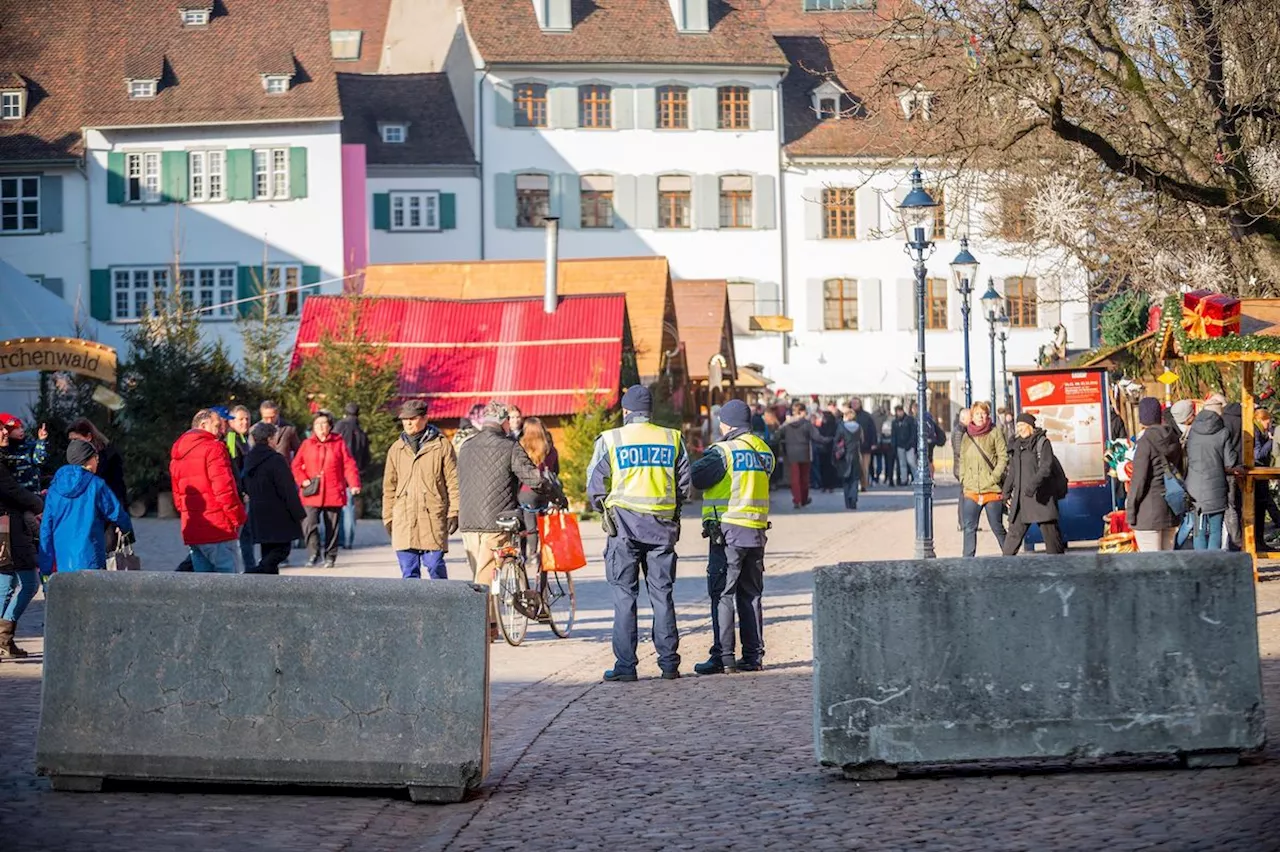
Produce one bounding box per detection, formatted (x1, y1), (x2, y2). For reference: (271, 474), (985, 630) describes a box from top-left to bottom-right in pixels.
(363, 257), (678, 380)
(672, 280), (736, 382)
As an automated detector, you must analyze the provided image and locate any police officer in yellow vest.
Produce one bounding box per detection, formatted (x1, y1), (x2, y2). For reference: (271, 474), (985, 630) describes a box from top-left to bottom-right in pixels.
(691, 399), (773, 674)
(587, 385), (691, 682)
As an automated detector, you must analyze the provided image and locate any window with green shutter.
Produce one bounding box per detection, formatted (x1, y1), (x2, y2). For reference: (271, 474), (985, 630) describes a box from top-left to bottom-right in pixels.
(106, 153), (126, 204)
(226, 150), (253, 201)
(162, 150), (188, 202)
(440, 193), (456, 230)
(372, 193), (391, 230)
(90, 269), (112, 321)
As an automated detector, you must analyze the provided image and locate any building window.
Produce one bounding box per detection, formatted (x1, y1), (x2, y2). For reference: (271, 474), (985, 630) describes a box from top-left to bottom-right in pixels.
(727, 280), (757, 335)
(181, 8), (210, 25)
(263, 75), (290, 95)
(1006, 277), (1038, 327)
(657, 175), (692, 229)
(717, 86), (750, 129)
(580, 175), (614, 229)
(823, 278), (858, 330)
(822, 188), (856, 239)
(900, 88), (934, 121)
(805, 0), (874, 8)
(657, 85), (689, 129)
(516, 174), (550, 228)
(1, 91), (23, 120)
(125, 152), (162, 203)
(514, 83), (548, 128)
(253, 148), (289, 200)
(1000, 190), (1030, 240)
(263, 265), (303, 317)
(925, 278), (948, 330)
(112, 267), (170, 320)
(0, 176), (39, 233)
(188, 150), (225, 202)
(380, 123), (406, 143)
(930, 186), (946, 239)
(579, 85), (612, 129)
(128, 79), (157, 99)
(928, 380), (952, 434)
(390, 190), (440, 231)
(719, 175), (752, 228)
(330, 29), (363, 60)
(817, 97), (838, 120)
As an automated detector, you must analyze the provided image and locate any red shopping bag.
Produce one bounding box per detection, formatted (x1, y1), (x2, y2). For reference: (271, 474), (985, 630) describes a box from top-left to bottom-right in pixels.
(538, 512), (588, 573)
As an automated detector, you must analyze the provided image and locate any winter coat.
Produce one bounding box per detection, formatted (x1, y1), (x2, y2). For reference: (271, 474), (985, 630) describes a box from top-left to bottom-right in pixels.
(1184, 410), (1238, 515)
(383, 427), (459, 552)
(1126, 422), (1184, 531)
(518, 446), (560, 509)
(835, 422), (861, 480)
(291, 434), (360, 508)
(457, 424), (547, 532)
(334, 415), (372, 472)
(959, 427), (1009, 494)
(891, 415), (917, 450)
(1, 436), (48, 492)
(97, 443), (128, 506)
(242, 443), (305, 545)
(853, 409), (876, 454)
(1256, 427), (1274, 467)
(777, 416), (827, 465)
(1002, 428), (1060, 524)
(169, 429), (246, 545)
(0, 459), (43, 574)
(38, 464), (133, 573)
(264, 421), (301, 462)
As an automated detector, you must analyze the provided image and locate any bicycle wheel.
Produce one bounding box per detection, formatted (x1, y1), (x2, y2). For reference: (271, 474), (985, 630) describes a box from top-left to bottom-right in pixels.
(543, 571), (576, 639)
(495, 558), (529, 646)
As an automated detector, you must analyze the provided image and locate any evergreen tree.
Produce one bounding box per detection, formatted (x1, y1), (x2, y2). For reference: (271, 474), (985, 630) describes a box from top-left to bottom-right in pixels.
(560, 392), (619, 509)
(237, 267), (293, 403)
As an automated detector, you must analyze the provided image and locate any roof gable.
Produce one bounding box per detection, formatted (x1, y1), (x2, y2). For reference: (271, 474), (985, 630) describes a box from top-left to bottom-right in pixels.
(673, 280), (737, 381)
(337, 73), (475, 166)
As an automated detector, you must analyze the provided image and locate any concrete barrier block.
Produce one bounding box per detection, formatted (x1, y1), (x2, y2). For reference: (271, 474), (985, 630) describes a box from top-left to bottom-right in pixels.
(814, 553), (1265, 777)
(37, 572), (490, 802)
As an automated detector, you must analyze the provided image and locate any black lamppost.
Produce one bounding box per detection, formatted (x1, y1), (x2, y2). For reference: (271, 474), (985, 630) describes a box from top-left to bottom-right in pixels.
(998, 313), (1011, 411)
(950, 237), (980, 408)
(897, 167), (938, 560)
(980, 278), (1003, 414)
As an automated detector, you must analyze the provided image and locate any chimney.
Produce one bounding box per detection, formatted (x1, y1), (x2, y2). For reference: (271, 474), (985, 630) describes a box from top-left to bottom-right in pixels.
(543, 217), (560, 314)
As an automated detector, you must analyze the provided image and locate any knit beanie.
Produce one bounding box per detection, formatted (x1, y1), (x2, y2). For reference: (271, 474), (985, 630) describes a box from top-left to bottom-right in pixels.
(67, 439), (98, 466)
(719, 399), (751, 429)
(1016, 412), (1036, 427)
(1138, 397), (1162, 427)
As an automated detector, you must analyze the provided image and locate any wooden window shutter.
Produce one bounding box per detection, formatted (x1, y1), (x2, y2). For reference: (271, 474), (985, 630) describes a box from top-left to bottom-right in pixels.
(226, 150), (253, 201)
(162, 150), (188, 202)
(89, 269), (111, 321)
(372, 193), (391, 230)
(289, 147), (308, 199)
(40, 175), (62, 233)
(440, 193), (457, 230)
(106, 152), (126, 204)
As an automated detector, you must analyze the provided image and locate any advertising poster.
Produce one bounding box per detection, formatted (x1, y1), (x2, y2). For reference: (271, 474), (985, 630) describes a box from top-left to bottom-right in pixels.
(1018, 370), (1107, 486)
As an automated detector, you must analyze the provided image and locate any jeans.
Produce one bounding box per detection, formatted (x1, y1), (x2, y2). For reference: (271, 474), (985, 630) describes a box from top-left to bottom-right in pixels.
(397, 549), (447, 579)
(605, 536), (680, 675)
(341, 488), (357, 549)
(961, 497), (1007, 557)
(896, 447), (916, 484)
(253, 542), (291, 574)
(1193, 511), (1225, 550)
(706, 543), (765, 667)
(2, 570), (38, 622)
(189, 540), (244, 574)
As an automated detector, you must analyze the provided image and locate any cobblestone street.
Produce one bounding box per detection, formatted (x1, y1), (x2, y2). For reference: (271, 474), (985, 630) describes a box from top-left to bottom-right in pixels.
(2, 484), (1278, 851)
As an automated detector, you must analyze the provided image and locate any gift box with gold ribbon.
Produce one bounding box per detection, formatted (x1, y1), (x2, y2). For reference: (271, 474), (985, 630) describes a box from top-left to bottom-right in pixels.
(1181, 290), (1241, 339)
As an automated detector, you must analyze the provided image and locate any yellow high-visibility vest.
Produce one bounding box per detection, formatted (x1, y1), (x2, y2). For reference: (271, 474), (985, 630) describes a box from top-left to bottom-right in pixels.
(701, 433), (773, 529)
(602, 421), (683, 518)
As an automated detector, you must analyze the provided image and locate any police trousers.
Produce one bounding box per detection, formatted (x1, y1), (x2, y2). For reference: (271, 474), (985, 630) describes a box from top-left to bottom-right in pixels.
(707, 543), (765, 667)
(605, 536), (680, 675)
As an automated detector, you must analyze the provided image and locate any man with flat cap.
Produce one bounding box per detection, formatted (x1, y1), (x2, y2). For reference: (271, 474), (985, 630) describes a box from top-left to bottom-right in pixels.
(690, 398), (774, 675)
(587, 385), (691, 681)
(383, 399), (459, 580)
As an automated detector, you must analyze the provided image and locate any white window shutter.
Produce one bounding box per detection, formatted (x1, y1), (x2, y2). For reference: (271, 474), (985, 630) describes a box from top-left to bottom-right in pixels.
(613, 87), (635, 129)
(749, 88), (774, 131)
(696, 174), (720, 230)
(1039, 278), (1062, 328)
(753, 174), (776, 229)
(896, 278), (917, 330)
(550, 85), (578, 129)
(856, 187), (880, 240)
(692, 87), (717, 130)
(804, 187), (824, 240)
(494, 83), (514, 128)
(494, 173), (516, 229)
(635, 174), (658, 229)
(806, 278), (827, 331)
(890, 185), (909, 239)
(756, 280), (780, 316)
(858, 278), (882, 331)
(558, 174), (580, 229)
(635, 87), (656, 130)
(614, 174), (636, 229)
(946, 279), (963, 331)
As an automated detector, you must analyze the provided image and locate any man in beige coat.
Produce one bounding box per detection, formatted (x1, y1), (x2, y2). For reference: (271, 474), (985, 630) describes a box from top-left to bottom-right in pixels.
(383, 400), (459, 579)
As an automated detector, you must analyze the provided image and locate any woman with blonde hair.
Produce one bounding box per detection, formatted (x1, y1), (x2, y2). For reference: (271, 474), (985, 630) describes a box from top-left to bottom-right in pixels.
(958, 401), (1008, 557)
(518, 417), (560, 572)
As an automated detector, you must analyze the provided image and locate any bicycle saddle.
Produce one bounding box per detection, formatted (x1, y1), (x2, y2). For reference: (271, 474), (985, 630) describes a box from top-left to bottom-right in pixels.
(495, 512), (523, 533)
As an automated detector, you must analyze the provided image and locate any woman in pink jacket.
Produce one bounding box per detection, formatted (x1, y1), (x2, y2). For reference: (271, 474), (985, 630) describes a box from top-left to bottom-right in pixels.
(292, 411), (360, 568)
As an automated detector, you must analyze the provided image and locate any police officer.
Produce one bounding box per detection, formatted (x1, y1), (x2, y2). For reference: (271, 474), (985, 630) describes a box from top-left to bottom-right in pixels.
(691, 399), (773, 675)
(587, 385), (691, 682)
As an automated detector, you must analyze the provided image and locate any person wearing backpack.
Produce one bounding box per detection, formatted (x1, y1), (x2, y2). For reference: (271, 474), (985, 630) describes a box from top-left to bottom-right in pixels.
(1126, 397), (1185, 552)
(958, 402), (1008, 557)
(1001, 412), (1068, 555)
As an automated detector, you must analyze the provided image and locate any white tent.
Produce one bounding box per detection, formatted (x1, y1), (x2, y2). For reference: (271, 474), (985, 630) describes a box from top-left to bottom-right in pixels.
(0, 259), (125, 420)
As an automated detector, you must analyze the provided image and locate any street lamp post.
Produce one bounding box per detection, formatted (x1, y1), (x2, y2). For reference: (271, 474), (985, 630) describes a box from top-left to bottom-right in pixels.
(998, 315), (1011, 411)
(950, 237), (980, 408)
(897, 167), (938, 560)
(980, 279), (1003, 414)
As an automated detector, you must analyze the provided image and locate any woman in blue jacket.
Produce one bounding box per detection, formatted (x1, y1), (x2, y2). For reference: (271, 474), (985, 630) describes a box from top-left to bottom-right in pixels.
(39, 440), (134, 573)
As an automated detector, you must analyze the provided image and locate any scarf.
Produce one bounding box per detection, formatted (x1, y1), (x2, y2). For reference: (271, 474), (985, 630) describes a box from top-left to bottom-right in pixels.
(967, 420), (994, 438)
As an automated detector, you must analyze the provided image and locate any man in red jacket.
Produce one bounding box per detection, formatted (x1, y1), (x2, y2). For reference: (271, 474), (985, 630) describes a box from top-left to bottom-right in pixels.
(170, 408), (248, 573)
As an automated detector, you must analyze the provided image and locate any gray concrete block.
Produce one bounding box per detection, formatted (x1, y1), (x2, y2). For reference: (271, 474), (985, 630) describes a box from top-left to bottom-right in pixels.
(814, 553), (1266, 776)
(37, 572), (490, 802)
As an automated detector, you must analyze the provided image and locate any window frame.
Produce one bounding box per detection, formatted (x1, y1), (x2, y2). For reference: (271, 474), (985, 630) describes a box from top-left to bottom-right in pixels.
(580, 175), (615, 229)
(263, 75), (290, 95)
(330, 29), (363, 61)
(823, 278), (858, 331)
(252, 147), (290, 201)
(925, 277), (948, 330)
(0, 174), (40, 234)
(515, 173), (551, 229)
(1, 90), (24, 120)
(1000, 190), (1030, 241)
(657, 174), (693, 230)
(657, 85), (689, 130)
(513, 82), (549, 128)
(181, 8), (210, 26)
(717, 85), (751, 130)
(1005, 277), (1038, 328)
(804, 0), (874, 9)
(128, 79), (157, 99)
(124, 151), (162, 204)
(261, 264), (304, 318)
(578, 84), (613, 129)
(817, 97), (838, 120)
(389, 190), (442, 232)
(110, 264), (239, 321)
(822, 187), (857, 239)
(187, 149), (226, 203)
(929, 186), (946, 239)
(380, 123), (407, 144)
(718, 175), (753, 229)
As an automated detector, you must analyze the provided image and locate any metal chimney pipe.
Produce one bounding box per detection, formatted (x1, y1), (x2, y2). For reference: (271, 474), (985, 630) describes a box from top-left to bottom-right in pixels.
(543, 216), (560, 314)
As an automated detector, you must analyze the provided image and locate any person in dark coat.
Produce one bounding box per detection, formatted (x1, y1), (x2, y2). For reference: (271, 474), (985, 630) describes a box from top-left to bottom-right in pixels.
(242, 422), (306, 574)
(1220, 397), (1244, 548)
(777, 403), (828, 508)
(850, 398), (876, 490)
(1126, 397), (1184, 552)
(1185, 397), (1239, 550)
(0, 422), (44, 658)
(1253, 409), (1280, 550)
(891, 405), (918, 485)
(1001, 412), (1066, 555)
(817, 409), (840, 491)
(333, 403), (372, 549)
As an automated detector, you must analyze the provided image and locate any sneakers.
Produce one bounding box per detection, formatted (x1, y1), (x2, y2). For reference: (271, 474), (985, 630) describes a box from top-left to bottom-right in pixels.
(305, 556), (320, 568)
(603, 669), (638, 682)
(323, 558), (337, 570)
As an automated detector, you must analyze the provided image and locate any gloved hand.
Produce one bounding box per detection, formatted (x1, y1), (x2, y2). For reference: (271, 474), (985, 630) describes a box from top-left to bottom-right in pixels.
(447, 516), (459, 535)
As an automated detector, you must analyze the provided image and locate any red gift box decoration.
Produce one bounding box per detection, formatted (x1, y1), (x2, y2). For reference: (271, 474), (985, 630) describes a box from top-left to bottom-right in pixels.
(1181, 290), (1240, 339)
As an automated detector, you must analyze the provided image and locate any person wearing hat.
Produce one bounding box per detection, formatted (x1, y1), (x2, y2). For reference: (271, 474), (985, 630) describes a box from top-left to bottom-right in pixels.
(0, 420), (44, 658)
(0, 413), (49, 493)
(241, 422), (306, 574)
(1000, 412), (1068, 555)
(689, 398), (774, 675)
(1169, 399), (1196, 441)
(39, 440), (134, 574)
(1185, 393), (1240, 550)
(587, 384), (691, 681)
(334, 403), (372, 550)
(384, 399), (459, 582)
(1126, 397), (1184, 552)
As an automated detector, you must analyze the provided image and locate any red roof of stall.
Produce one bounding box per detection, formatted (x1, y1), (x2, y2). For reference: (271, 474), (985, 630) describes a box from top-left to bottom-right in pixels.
(291, 295), (628, 419)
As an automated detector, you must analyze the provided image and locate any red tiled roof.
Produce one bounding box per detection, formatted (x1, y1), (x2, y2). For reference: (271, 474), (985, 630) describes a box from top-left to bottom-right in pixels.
(461, 0), (788, 67)
(0, 0), (87, 160)
(291, 295), (630, 419)
(672, 280), (736, 381)
(329, 0), (392, 74)
(759, 0), (907, 36)
(338, 73), (475, 166)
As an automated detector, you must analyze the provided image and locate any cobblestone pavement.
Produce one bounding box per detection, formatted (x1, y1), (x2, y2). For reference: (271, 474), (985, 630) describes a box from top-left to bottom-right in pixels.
(2, 483), (1278, 851)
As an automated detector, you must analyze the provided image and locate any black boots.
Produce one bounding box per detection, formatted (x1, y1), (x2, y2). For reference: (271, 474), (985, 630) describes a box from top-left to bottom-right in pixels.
(0, 618), (29, 659)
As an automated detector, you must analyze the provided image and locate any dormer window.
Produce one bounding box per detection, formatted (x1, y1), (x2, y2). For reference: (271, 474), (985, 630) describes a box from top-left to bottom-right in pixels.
(181, 9), (209, 26)
(818, 98), (838, 120)
(1, 90), (24, 120)
(810, 80), (847, 121)
(380, 123), (407, 144)
(128, 79), (158, 99)
(263, 75), (290, 95)
(900, 86), (934, 121)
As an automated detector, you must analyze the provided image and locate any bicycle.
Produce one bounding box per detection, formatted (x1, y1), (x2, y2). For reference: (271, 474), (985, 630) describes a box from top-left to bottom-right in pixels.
(491, 512), (577, 646)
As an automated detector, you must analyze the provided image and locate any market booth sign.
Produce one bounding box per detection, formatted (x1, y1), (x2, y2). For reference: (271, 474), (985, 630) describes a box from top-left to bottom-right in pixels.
(0, 337), (117, 384)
